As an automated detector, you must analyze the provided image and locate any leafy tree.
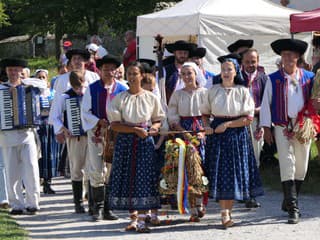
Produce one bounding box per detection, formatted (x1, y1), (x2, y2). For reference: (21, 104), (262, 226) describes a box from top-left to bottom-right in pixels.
(0, 2), (9, 27)
(2, 0), (180, 58)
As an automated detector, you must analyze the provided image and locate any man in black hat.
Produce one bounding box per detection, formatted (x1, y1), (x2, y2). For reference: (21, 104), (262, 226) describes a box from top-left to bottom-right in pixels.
(81, 55), (128, 221)
(260, 39), (315, 224)
(227, 39), (254, 55)
(0, 58), (41, 215)
(241, 48), (269, 209)
(228, 39), (265, 73)
(189, 47), (215, 88)
(49, 49), (100, 143)
(163, 40), (197, 103)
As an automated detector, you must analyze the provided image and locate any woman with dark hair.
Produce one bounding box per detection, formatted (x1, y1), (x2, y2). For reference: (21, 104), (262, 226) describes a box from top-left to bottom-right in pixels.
(201, 58), (264, 228)
(35, 69), (59, 194)
(107, 61), (165, 233)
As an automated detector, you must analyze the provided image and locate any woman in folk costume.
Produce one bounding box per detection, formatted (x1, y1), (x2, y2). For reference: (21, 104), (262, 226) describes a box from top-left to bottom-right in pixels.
(167, 62), (208, 222)
(35, 69), (60, 194)
(260, 39), (315, 224)
(107, 61), (165, 233)
(201, 57), (264, 228)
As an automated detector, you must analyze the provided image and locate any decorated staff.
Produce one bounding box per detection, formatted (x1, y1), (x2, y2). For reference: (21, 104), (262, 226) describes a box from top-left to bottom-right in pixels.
(163, 40), (197, 104)
(164, 62), (208, 222)
(260, 39), (315, 224)
(81, 55), (128, 221)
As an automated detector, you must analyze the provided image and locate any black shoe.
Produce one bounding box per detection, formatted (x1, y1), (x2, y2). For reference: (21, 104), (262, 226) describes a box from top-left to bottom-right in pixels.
(288, 210), (299, 224)
(92, 208), (104, 221)
(43, 185), (56, 194)
(75, 204), (86, 214)
(26, 207), (38, 215)
(245, 198), (261, 208)
(103, 210), (119, 220)
(9, 209), (24, 215)
(43, 180), (56, 194)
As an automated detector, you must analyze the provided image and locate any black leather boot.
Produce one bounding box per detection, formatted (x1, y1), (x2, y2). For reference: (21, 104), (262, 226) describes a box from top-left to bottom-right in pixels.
(72, 181), (85, 213)
(245, 198), (261, 208)
(281, 182), (288, 212)
(282, 180), (303, 212)
(92, 186), (104, 221)
(87, 181), (94, 216)
(282, 180), (299, 224)
(103, 184), (118, 220)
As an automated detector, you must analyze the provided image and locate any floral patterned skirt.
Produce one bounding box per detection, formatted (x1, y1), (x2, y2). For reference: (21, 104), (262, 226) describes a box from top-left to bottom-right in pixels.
(205, 117), (264, 201)
(38, 124), (60, 179)
(109, 133), (161, 210)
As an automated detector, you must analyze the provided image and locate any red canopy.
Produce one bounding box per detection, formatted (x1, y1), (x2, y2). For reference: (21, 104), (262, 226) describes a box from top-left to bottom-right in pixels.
(290, 8), (320, 33)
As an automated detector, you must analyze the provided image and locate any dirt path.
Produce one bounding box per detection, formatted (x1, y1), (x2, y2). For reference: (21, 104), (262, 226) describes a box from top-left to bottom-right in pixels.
(13, 177), (320, 240)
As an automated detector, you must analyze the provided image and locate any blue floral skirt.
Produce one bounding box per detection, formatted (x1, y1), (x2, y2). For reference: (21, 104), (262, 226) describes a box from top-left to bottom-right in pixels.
(38, 124), (60, 179)
(109, 133), (161, 210)
(205, 117), (264, 201)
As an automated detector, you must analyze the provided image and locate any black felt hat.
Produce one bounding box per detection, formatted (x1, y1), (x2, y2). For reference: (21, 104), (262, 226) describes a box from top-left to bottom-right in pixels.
(227, 39), (254, 53)
(0, 58), (28, 68)
(189, 47), (206, 58)
(217, 53), (242, 64)
(137, 59), (156, 73)
(66, 49), (90, 61)
(96, 55), (121, 68)
(138, 59), (156, 68)
(165, 40), (197, 53)
(271, 38), (308, 56)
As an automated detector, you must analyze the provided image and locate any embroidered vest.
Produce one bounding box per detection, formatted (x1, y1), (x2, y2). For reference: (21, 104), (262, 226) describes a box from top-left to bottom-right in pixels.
(89, 80), (127, 120)
(269, 68), (314, 125)
(242, 70), (268, 108)
(165, 63), (179, 103)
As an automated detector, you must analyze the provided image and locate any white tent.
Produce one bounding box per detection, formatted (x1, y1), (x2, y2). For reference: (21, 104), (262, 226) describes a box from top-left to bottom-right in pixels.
(137, 0), (310, 74)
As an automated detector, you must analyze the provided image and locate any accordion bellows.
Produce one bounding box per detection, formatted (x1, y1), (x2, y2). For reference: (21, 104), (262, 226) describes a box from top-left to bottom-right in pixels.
(0, 85), (41, 130)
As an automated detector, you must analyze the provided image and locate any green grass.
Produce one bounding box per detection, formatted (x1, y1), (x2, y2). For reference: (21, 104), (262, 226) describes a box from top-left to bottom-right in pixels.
(0, 210), (28, 240)
(27, 57), (58, 80)
(260, 142), (320, 195)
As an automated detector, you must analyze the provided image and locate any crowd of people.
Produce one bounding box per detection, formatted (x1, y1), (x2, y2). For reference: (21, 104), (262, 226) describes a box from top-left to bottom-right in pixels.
(0, 31), (320, 234)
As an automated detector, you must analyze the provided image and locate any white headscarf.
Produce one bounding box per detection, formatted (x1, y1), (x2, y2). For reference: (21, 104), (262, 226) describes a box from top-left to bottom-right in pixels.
(182, 62), (207, 87)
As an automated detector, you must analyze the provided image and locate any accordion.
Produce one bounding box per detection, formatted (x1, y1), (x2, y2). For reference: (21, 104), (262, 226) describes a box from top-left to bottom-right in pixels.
(0, 85), (41, 130)
(65, 97), (85, 136)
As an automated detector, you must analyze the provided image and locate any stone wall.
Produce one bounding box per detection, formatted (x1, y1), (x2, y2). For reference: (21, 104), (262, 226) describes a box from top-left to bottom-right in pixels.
(0, 34), (125, 59)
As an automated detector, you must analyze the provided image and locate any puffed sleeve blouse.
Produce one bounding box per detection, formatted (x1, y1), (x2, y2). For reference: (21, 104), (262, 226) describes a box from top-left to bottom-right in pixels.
(168, 87), (207, 124)
(201, 84), (254, 119)
(107, 90), (165, 125)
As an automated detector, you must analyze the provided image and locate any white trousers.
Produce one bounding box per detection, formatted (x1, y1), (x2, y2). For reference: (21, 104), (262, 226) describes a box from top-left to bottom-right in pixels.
(0, 148), (9, 204)
(66, 136), (88, 182)
(249, 117), (264, 167)
(2, 142), (40, 210)
(87, 128), (111, 188)
(274, 126), (311, 182)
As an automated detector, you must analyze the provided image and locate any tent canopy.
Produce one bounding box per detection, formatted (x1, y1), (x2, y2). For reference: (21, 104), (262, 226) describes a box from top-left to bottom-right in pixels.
(137, 0), (307, 73)
(290, 8), (320, 33)
(137, 0), (299, 36)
